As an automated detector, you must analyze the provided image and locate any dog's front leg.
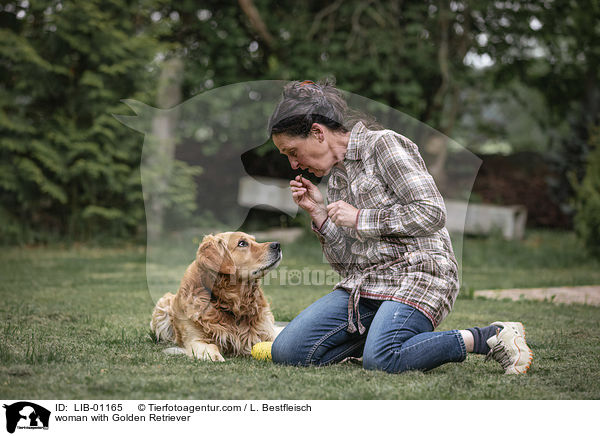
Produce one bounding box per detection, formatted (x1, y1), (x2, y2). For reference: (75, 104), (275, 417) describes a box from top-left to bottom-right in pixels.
(186, 341), (225, 362)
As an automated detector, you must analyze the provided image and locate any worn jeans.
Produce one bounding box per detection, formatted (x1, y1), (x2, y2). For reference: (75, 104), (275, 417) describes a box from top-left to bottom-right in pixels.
(272, 289), (467, 373)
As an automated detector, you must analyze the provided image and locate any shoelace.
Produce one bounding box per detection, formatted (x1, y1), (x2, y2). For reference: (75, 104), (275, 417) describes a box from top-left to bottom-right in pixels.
(485, 340), (513, 369)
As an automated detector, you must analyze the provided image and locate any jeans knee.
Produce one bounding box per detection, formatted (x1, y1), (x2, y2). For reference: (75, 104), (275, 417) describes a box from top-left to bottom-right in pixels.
(271, 330), (308, 366)
(271, 333), (290, 364)
(362, 347), (392, 373)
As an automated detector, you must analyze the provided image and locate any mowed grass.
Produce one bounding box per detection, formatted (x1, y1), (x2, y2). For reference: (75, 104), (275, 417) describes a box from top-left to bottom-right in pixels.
(1, 229), (599, 399)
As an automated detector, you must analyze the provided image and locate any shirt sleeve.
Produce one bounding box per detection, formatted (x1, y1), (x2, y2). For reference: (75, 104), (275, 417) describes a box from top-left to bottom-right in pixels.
(356, 133), (447, 239)
(311, 217), (353, 276)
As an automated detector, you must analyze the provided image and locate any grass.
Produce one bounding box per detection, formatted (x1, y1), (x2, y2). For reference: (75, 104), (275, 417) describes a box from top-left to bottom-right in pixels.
(1, 229), (599, 399)
(459, 229), (600, 291)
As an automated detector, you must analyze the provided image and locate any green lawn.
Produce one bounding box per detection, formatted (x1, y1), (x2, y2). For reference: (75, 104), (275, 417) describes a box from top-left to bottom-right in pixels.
(1, 229), (599, 399)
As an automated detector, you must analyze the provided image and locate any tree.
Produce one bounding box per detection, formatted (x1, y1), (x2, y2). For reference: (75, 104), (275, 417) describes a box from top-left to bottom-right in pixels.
(468, 0), (600, 216)
(0, 0), (159, 242)
(3, 1), (598, 242)
(571, 126), (600, 258)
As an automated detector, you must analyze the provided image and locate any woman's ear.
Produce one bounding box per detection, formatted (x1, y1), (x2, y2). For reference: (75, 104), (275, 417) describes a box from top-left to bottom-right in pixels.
(311, 123), (325, 142)
(197, 235), (236, 275)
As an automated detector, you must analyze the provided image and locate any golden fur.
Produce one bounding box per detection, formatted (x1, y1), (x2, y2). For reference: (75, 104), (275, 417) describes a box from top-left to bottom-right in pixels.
(150, 232), (281, 361)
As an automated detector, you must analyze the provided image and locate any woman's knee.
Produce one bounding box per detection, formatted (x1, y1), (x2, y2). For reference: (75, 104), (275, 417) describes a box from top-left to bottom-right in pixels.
(362, 302), (434, 373)
(271, 325), (310, 366)
(272, 289), (351, 366)
(362, 344), (396, 373)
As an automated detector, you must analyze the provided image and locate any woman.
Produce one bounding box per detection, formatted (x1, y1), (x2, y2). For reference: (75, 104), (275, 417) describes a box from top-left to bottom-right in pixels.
(268, 80), (533, 374)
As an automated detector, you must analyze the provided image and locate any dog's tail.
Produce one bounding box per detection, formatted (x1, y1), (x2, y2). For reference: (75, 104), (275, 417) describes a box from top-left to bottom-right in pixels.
(150, 292), (176, 343)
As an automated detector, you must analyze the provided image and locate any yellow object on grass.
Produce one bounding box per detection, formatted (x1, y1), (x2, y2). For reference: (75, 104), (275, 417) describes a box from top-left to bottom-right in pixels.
(251, 341), (273, 361)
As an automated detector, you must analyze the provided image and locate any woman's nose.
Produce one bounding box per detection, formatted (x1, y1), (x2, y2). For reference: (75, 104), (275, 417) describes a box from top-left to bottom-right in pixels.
(288, 156), (300, 170)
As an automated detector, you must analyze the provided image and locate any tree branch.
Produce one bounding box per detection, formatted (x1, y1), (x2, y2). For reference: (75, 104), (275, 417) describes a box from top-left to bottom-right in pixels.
(308, 0), (344, 40)
(238, 0), (275, 48)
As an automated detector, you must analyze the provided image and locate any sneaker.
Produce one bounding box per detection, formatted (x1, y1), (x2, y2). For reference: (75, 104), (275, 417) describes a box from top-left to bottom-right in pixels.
(485, 321), (533, 374)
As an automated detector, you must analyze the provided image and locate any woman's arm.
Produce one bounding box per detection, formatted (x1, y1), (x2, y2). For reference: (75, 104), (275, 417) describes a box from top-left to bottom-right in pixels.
(356, 133), (447, 239)
(311, 216), (354, 276)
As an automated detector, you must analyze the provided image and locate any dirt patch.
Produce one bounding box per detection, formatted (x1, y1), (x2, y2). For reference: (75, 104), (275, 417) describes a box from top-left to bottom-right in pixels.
(475, 285), (600, 306)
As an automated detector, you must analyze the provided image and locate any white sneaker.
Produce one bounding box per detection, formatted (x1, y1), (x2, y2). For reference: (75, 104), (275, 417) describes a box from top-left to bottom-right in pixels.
(485, 321), (533, 374)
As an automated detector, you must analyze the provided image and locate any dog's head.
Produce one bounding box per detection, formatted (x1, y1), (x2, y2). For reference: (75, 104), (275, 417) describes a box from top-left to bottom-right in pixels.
(196, 231), (282, 281)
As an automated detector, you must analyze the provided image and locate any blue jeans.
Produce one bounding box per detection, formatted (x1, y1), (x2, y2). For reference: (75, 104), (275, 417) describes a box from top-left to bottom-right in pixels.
(272, 289), (467, 373)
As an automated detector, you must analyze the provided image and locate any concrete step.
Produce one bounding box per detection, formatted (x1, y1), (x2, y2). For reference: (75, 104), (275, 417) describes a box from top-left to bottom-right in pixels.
(474, 285), (600, 306)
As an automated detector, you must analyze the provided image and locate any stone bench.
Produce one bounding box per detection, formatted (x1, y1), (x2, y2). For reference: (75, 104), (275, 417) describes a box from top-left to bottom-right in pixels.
(445, 200), (527, 240)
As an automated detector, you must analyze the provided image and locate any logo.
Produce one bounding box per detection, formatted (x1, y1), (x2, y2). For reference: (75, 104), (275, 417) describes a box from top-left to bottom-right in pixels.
(3, 402), (50, 434)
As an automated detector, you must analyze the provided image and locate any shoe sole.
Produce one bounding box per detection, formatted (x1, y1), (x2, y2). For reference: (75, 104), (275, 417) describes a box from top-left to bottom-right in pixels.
(511, 322), (533, 374)
(505, 335), (533, 374)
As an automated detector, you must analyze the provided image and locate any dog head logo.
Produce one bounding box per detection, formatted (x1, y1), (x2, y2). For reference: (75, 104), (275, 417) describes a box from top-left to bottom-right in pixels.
(114, 80), (480, 304)
(3, 402), (50, 434)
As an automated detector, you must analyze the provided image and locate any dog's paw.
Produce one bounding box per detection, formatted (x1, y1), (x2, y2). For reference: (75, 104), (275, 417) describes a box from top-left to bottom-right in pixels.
(188, 343), (226, 362)
(193, 350), (225, 362)
(208, 351), (225, 362)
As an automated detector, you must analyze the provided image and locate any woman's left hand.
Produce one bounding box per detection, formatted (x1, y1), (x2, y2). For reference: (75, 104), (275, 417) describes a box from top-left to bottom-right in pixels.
(327, 200), (359, 228)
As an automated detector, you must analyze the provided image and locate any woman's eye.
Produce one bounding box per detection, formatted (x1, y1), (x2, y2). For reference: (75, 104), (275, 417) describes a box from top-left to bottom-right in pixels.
(238, 240), (248, 247)
(289, 150), (296, 157)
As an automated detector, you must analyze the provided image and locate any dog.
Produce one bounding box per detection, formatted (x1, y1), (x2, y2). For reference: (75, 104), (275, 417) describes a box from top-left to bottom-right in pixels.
(150, 232), (282, 361)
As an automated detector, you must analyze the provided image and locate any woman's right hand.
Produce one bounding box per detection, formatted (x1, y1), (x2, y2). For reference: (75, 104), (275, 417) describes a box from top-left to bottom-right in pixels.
(290, 176), (328, 227)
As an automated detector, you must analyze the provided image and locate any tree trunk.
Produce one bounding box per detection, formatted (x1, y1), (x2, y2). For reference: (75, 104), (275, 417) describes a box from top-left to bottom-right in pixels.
(147, 57), (184, 240)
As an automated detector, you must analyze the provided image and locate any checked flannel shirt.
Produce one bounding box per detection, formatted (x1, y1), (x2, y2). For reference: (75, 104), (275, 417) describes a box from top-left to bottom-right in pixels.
(312, 121), (460, 333)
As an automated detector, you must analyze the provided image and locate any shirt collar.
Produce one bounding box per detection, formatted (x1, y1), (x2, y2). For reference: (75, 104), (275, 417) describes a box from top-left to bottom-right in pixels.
(345, 121), (367, 161)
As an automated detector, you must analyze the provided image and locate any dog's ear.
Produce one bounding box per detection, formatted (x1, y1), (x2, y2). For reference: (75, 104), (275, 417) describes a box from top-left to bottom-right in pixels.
(197, 235), (236, 275)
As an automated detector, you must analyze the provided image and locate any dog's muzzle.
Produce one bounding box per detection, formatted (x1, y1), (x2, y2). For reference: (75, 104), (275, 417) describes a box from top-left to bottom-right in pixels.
(252, 242), (282, 277)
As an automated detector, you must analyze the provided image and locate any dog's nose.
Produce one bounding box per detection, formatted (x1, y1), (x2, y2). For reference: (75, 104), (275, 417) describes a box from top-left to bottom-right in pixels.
(270, 242), (281, 251)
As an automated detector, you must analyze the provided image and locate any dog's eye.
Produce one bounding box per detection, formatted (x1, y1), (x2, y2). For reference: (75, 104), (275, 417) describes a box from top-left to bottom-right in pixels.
(237, 240), (248, 247)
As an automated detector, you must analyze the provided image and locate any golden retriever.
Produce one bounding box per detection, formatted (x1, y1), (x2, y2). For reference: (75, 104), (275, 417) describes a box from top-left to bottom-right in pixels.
(150, 231), (282, 361)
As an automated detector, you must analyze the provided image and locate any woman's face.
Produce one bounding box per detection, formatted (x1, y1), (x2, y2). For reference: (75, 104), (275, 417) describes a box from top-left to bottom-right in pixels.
(272, 125), (337, 177)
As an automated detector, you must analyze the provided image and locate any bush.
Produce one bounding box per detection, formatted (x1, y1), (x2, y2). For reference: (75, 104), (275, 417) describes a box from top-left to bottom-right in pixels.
(571, 126), (600, 258)
(0, 1), (159, 244)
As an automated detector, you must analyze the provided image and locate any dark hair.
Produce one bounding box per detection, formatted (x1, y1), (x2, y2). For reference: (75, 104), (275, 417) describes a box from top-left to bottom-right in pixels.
(268, 79), (377, 138)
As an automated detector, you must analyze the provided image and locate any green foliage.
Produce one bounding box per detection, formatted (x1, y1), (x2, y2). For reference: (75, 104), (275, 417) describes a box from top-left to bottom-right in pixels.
(161, 160), (204, 230)
(473, 1), (600, 218)
(260, 1), (468, 128)
(453, 79), (553, 155)
(1, 1), (598, 242)
(571, 127), (600, 258)
(0, 0), (160, 243)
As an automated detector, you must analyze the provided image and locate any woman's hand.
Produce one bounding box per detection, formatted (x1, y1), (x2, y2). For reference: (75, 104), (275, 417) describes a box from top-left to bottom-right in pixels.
(327, 200), (359, 229)
(290, 176), (328, 226)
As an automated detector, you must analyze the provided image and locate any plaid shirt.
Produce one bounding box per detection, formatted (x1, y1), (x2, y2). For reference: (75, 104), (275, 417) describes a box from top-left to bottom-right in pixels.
(312, 121), (459, 333)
